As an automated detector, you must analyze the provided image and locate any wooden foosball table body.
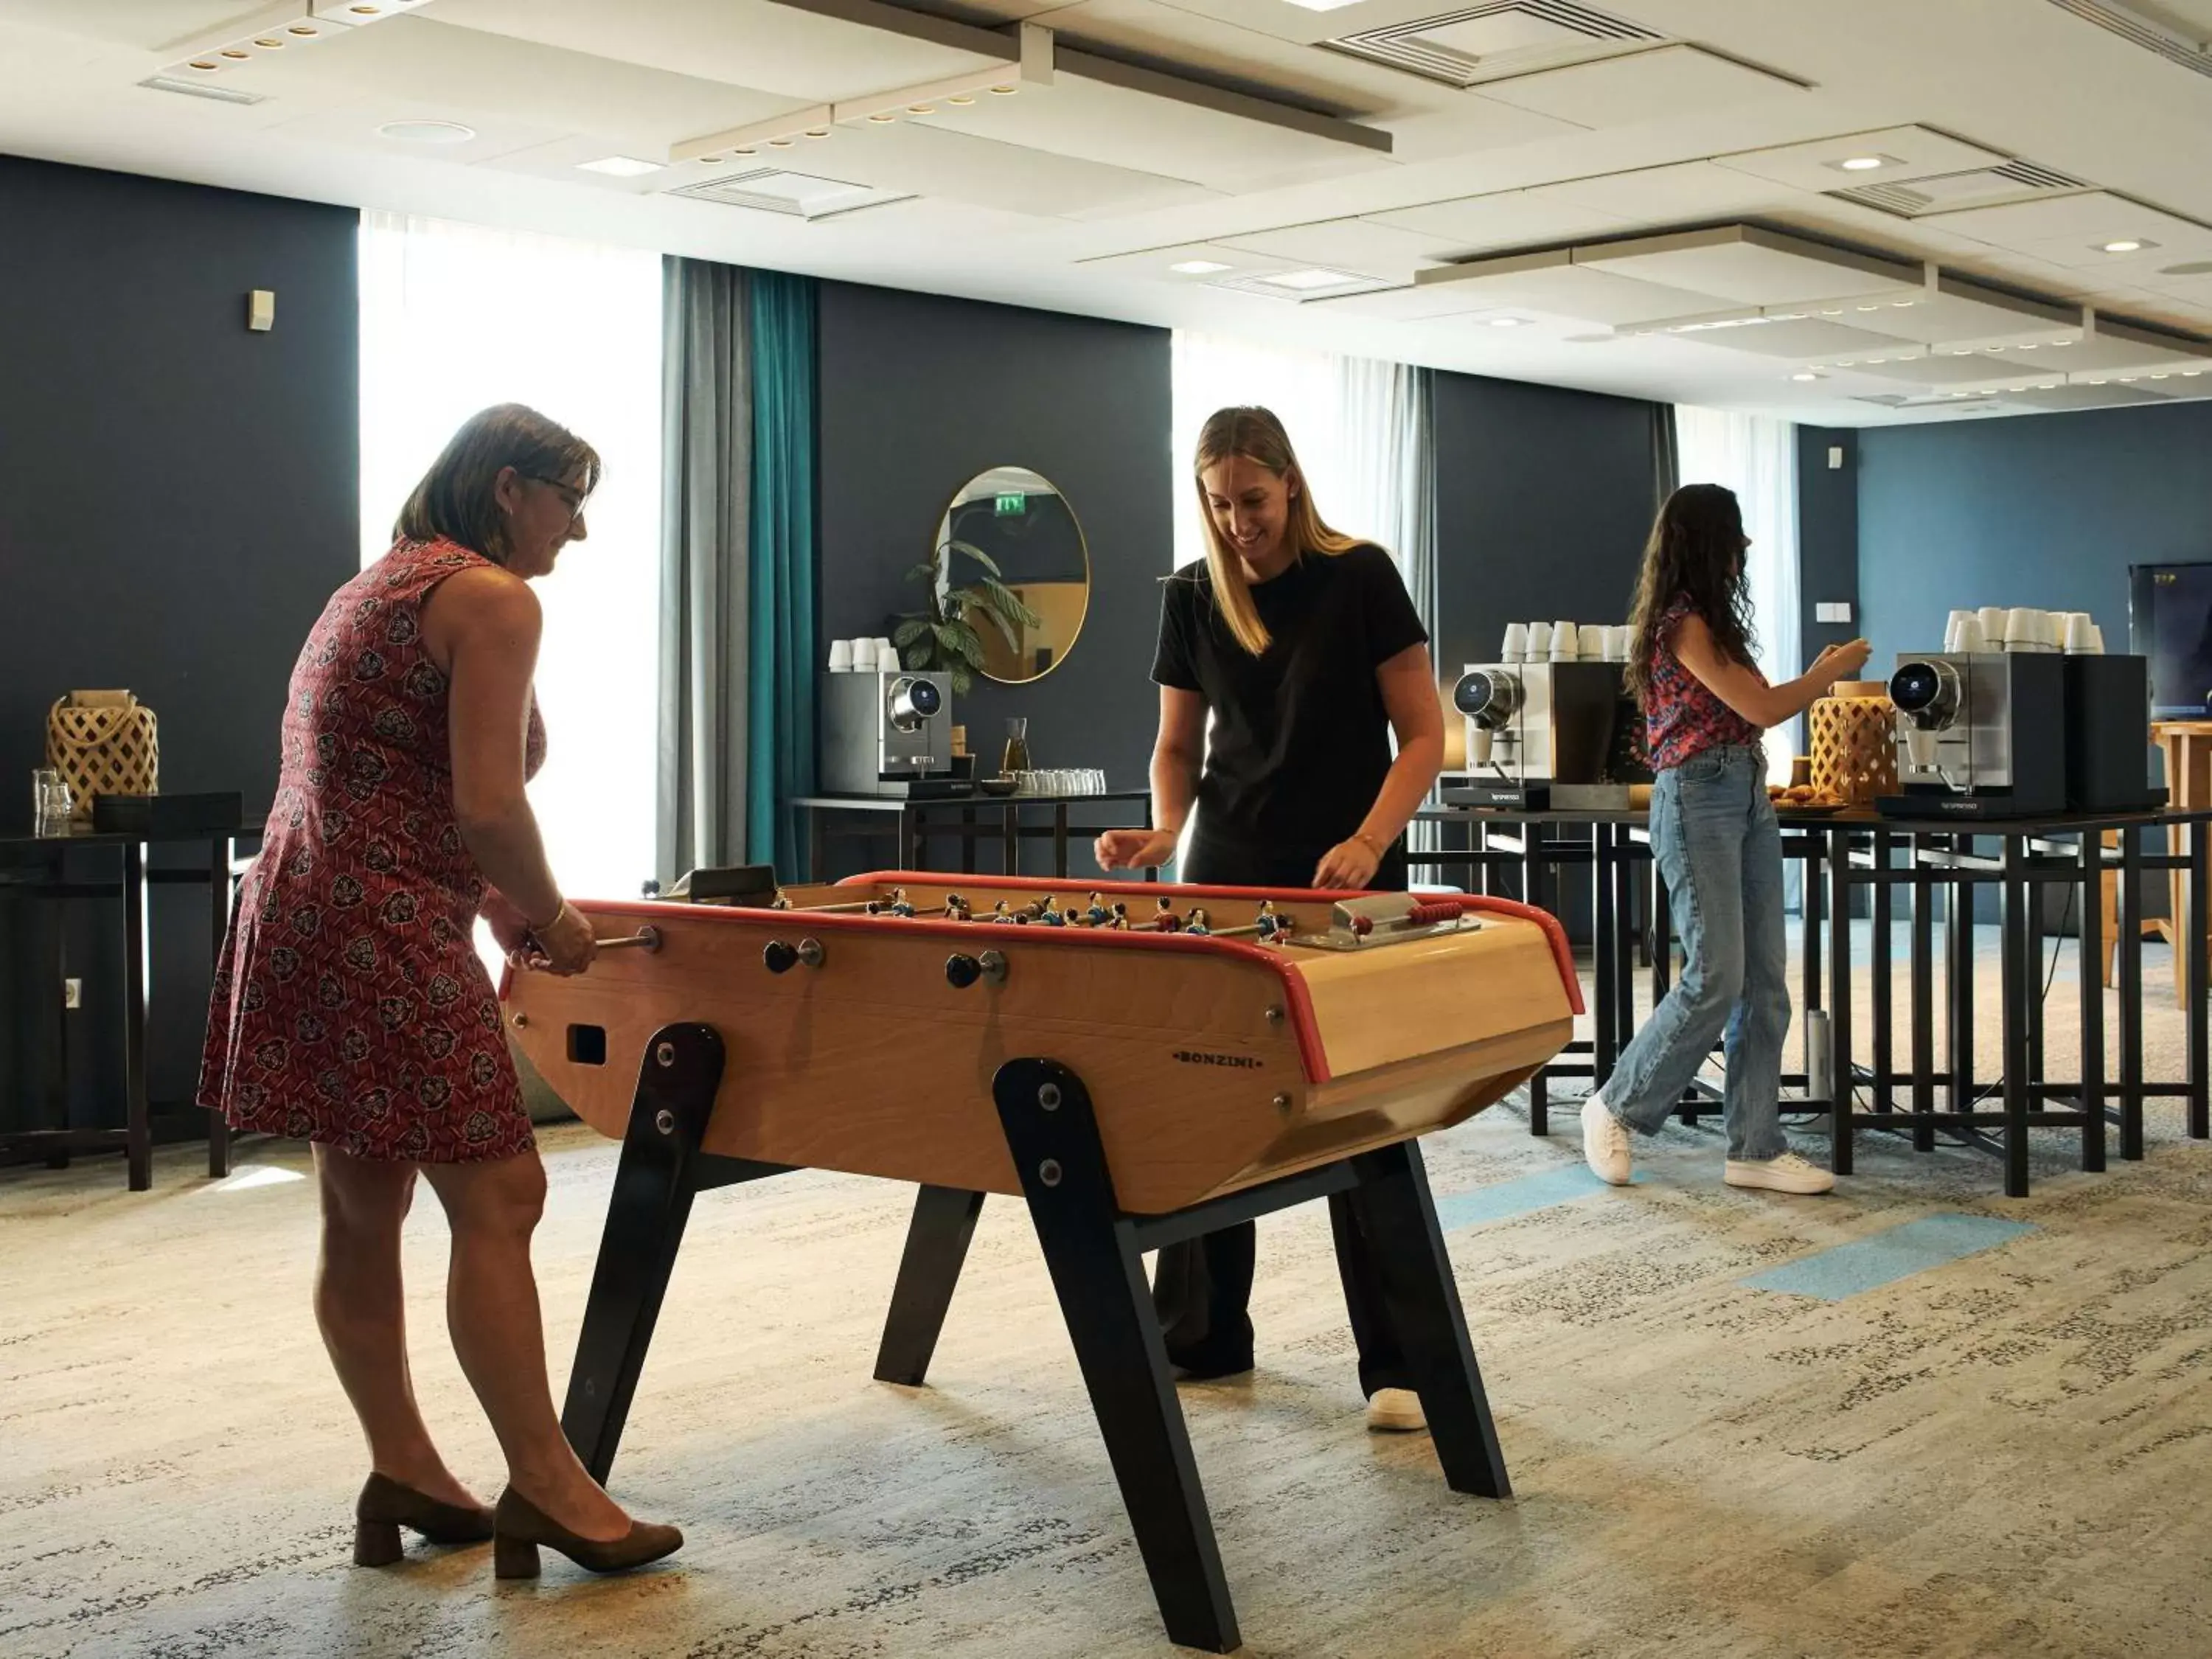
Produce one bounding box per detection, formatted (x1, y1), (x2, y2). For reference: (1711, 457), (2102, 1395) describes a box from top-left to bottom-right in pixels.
(504, 873), (1580, 1652)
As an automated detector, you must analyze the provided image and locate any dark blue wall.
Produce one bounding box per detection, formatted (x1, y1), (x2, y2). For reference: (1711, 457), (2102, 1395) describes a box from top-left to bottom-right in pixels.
(1797, 426), (1861, 658)
(1857, 402), (2212, 668)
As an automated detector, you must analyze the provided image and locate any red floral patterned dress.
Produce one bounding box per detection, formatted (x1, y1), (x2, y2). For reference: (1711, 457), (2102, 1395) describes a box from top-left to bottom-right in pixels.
(198, 538), (544, 1162)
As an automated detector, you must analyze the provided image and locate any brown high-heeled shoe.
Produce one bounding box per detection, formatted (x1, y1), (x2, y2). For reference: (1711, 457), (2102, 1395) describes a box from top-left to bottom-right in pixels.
(491, 1487), (684, 1579)
(352, 1472), (496, 1566)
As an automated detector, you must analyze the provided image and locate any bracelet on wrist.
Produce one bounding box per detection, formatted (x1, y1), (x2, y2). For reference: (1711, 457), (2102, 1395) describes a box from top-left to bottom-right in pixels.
(526, 898), (568, 933)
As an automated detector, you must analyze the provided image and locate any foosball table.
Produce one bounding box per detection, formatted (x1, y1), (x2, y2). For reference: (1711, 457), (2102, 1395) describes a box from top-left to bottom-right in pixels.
(504, 872), (1580, 1652)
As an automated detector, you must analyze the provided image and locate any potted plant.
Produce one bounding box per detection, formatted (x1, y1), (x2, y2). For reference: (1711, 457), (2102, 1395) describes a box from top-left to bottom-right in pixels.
(891, 539), (1043, 695)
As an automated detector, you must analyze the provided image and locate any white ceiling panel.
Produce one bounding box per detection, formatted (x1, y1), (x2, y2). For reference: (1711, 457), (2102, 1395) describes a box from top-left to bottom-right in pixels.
(908, 58), (1395, 194)
(206, 12), (796, 147)
(268, 100), (568, 165)
(428, 0), (1011, 105)
(2059, 313), (2212, 374)
(1576, 226), (1924, 307)
(1475, 44), (1807, 128)
(778, 119), (1220, 220)
(1919, 189), (2212, 260)
(1861, 271), (2083, 349)
(1218, 218), (1455, 285)
(1999, 382), (2178, 411)
(2, 0), (254, 49)
(1539, 161), (1793, 223)
(1412, 247), (1731, 326)
(1712, 124), (2010, 194)
(1364, 187), (1632, 252)
(1663, 317), (1921, 359)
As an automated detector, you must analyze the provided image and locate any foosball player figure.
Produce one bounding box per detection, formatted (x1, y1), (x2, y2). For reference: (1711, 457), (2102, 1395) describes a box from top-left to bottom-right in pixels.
(1061, 906), (1083, 927)
(991, 900), (1014, 923)
(1254, 900), (1283, 942)
(888, 886), (916, 918)
(944, 894), (970, 922)
(1085, 892), (1110, 926)
(1040, 905), (1068, 927)
(1185, 906), (1211, 936)
(1110, 902), (1131, 931)
(1152, 898), (1180, 932)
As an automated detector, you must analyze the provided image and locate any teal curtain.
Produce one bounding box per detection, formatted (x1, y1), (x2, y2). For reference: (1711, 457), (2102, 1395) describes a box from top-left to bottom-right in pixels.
(745, 270), (818, 879)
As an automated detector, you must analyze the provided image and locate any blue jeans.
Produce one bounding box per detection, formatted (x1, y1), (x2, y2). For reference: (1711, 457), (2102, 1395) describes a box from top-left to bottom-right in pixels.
(1607, 744), (1790, 1161)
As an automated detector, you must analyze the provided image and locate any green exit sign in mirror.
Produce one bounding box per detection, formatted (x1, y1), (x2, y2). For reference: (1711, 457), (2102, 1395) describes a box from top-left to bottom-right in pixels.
(995, 491), (1027, 516)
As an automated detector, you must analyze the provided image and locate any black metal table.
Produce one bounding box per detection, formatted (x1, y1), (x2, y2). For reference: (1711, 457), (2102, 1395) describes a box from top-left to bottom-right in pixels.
(1, 821), (256, 1189)
(795, 790), (1158, 883)
(1416, 801), (2212, 1196)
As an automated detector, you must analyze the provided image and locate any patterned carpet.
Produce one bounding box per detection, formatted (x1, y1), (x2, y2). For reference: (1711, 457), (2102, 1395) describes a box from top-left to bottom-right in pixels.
(4, 927), (2209, 1659)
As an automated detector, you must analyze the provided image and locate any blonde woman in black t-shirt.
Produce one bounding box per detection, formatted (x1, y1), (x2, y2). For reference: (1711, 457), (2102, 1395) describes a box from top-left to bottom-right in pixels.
(1095, 405), (1444, 1434)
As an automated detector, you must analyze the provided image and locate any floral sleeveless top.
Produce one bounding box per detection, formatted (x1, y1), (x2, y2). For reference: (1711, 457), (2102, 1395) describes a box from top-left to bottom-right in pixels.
(1644, 599), (1764, 773)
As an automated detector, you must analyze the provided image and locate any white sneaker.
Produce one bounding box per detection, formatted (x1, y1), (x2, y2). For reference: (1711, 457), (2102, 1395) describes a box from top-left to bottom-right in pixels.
(1582, 1096), (1632, 1186)
(1365, 1387), (1426, 1433)
(1724, 1151), (1835, 1194)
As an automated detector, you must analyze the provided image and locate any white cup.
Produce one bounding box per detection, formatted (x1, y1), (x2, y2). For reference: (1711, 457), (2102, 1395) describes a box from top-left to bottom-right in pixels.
(2087, 623), (2106, 654)
(2004, 608), (2039, 652)
(875, 637), (897, 670)
(828, 639), (855, 672)
(852, 638), (880, 672)
(1613, 625), (1634, 661)
(1953, 616), (1986, 655)
(1978, 605), (2009, 643)
(1947, 608), (1974, 639)
(1550, 621), (1578, 659)
(1500, 622), (1529, 663)
(1526, 621), (1552, 658)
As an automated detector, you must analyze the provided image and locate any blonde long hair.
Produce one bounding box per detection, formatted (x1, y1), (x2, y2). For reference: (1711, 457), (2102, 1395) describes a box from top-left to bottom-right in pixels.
(1194, 406), (1360, 655)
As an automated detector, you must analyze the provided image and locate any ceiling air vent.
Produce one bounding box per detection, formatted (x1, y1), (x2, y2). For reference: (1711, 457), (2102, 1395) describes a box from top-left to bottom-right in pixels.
(667, 169), (911, 221)
(1830, 159), (2090, 218)
(137, 74), (268, 105)
(2045, 0), (2212, 80)
(1328, 0), (1663, 90)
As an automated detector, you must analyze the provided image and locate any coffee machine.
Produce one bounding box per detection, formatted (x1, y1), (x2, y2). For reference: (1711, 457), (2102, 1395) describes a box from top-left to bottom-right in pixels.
(819, 669), (965, 798)
(1880, 653), (2066, 818)
(1441, 661), (1627, 809)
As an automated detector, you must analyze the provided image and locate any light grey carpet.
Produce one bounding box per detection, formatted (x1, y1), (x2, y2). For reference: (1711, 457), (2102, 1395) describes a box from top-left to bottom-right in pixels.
(3, 926), (2208, 1658)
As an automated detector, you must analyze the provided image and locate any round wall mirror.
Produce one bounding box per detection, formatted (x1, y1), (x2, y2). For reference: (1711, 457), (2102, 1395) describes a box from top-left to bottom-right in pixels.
(927, 467), (1090, 685)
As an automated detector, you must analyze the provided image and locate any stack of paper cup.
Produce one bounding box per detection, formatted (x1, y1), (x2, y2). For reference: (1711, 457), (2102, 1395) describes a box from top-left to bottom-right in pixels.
(1526, 621), (1553, 659)
(1944, 612), (1986, 653)
(828, 640), (855, 672)
(1550, 621), (1579, 661)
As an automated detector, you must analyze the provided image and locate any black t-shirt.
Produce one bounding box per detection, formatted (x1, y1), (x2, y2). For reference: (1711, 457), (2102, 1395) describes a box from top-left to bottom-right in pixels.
(1152, 543), (1427, 882)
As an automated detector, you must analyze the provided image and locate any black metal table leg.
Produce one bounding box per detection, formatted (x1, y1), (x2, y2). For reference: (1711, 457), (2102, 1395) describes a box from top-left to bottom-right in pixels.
(122, 838), (151, 1192)
(1344, 1139), (1511, 1498)
(1593, 824), (1618, 1086)
(1523, 827), (1548, 1138)
(2025, 849), (2047, 1085)
(992, 1058), (1239, 1655)
(2191, 821), (2209, 1141)
(1948, 835), (1976, 1118)
(1801, 831), (1823, 1019)
(2001, 836), (2032, 1196)
(959, 806), (977, 875)
(1827, 826), (1853, 1175)
(1054, 802), (1070, 881)
(2118, 828), (2144, 1161)
(903, 805), (925, 874)
(1910, 834), (1935, 1151)
(1871, 830), (1893, 1119)
(874, 1185), (988, 1385)
(207, 832), (234, 1178)
(561, 1024), (729, 1483)
(1613, 832), (1636, 1060)
(2079, 832), (2106, 1172)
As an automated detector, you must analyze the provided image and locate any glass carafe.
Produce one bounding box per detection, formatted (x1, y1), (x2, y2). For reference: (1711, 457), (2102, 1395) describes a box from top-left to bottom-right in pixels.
(1001, 717), (1031, 779)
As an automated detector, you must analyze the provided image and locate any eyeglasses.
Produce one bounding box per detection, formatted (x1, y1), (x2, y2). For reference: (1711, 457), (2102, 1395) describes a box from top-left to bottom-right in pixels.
(524, 475), (588, 523)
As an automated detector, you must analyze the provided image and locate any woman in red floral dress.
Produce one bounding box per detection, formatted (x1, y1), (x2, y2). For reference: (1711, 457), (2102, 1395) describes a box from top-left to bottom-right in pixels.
(200, 404), (679, 1579)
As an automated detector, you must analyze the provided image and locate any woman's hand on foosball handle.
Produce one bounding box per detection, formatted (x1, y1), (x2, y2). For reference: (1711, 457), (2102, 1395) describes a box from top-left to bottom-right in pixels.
(1096, 828), (1179, 871)
(1313, 838), (1381, 891)
(519, 900), (598, 976)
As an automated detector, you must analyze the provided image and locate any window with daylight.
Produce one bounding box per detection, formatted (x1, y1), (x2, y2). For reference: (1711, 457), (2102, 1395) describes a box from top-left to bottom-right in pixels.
(1674, 406), (1802, 782)
(358, 212), (664, 959)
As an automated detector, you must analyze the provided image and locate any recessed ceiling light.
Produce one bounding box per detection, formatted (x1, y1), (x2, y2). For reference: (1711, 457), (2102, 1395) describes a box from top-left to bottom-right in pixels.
(220, 48), (250, 59)
(577, 155), (662, 177)
(1791, 372), (1824, 382)
(1487, 316), (1528, 327)
(2099, 239), (2147, 254)
(377, 119), (476, 145)
(1829, 154), (1897, 173)
(907, 104), (935, 115)
(1278, 0), (1366, 10)
(947, 94), (975, 105)
(867, 111), (897, 122)
(988, 84), (1018, 94)
(1170, 260), (1232, 275)
(1257, 268), (1357, 291)
(804, 127), (831, 138)
(287, 23), (321, 35)
(187, 58), (220, 69)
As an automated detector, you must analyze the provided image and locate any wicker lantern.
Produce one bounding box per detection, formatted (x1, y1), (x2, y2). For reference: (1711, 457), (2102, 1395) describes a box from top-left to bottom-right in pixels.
(1809, 680), (1896, 807)
(46, 690), (159, 824)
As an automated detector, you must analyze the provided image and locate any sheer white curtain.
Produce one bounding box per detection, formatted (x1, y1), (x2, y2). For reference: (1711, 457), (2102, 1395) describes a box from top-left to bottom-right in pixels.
(358, 212), (664, 961)
(1675, 406), (1801, 782)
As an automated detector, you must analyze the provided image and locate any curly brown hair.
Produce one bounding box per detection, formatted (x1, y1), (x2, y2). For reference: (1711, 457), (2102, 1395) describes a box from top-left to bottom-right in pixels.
(1624, 483), (1758, 709)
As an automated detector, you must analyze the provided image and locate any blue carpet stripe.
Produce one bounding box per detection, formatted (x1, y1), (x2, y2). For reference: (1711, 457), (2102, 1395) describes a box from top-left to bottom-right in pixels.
(1433, 1165), (1636, 1231)
(1740, 1214), (2037, 1301)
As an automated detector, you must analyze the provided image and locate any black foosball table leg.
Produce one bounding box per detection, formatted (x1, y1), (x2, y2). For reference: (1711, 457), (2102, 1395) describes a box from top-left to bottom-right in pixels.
(992, 1057), (1241, 1656)
(874, 1184), (988, 1385)
(560, 1023), (726, 1485)
(1346, 1138), (1512, 1498)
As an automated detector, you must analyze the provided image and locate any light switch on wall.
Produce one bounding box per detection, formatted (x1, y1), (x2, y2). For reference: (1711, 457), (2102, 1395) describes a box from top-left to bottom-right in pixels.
(1828, 445), (1844, 469)
(1815, 602), (1852, 624)
(247, 290), (275, 332)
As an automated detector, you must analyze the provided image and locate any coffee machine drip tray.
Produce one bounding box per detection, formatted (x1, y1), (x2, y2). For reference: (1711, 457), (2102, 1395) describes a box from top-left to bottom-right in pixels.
(1439, 778), (1633, 811)
(865, 776), (975, 800)
(1874, 790), (2048, 821)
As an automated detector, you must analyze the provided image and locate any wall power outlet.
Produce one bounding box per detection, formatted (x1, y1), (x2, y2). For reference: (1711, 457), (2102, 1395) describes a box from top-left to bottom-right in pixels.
(63, 978), (82, 1009)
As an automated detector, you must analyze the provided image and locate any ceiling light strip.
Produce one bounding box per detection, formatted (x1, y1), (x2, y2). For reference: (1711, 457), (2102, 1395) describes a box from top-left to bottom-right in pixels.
(2045, 0), (2212, 79)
